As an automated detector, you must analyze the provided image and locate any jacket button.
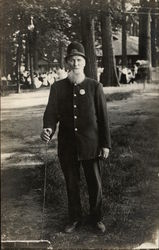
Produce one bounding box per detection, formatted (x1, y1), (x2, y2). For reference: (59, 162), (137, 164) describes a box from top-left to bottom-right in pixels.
(74, 116), (77, 119)
(74, 94), (77, 97)
(74, 105), (77, 108)
(75, 128), (78, 131)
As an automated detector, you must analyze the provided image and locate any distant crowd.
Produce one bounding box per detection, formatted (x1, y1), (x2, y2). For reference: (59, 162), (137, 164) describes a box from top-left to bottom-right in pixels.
(1, 60), (149, 89)
(99, 60), (149, 85)
(118, 60), (150, 84)
(1, 67), (68, 89)
(22, 68), (68, 88)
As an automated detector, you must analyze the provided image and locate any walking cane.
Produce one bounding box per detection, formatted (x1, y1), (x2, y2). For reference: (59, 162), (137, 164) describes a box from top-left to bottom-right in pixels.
(41, 142), (49, 240)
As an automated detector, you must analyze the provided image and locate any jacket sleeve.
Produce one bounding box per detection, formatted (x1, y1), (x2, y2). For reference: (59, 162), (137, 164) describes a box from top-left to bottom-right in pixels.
(43, 84), (59, 135)
(95, 83), (111, 149)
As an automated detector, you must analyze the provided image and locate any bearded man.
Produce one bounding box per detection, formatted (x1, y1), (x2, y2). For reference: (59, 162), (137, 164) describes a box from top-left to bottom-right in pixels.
(41, 41), (111, 234)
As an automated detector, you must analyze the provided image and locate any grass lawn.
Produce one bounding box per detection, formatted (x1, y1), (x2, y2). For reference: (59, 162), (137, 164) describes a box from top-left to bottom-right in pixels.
(41, 119), (159, 248)
(1, 85), (159, 248)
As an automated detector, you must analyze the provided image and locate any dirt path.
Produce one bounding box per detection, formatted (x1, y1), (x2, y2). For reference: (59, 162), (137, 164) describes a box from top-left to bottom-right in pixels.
(1, 85), (159, 249)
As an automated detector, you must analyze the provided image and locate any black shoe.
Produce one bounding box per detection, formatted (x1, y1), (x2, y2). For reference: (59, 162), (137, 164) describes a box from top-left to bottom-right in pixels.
(95, 221), (106, 234)
(64, 221), (80, 234)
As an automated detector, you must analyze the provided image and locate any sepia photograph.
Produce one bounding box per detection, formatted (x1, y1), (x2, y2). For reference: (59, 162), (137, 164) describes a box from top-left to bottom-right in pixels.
(1, 0), (159, 249)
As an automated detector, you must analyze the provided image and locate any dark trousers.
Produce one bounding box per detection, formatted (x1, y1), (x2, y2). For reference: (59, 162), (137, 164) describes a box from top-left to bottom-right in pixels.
(59, 155), (102, 223)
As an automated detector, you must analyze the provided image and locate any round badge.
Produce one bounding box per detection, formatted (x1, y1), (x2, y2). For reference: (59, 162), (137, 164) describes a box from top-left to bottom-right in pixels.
(79, 89), (85, 95)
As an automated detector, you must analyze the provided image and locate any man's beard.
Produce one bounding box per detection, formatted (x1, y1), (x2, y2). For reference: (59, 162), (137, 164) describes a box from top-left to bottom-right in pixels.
(68, 70), (85, 84)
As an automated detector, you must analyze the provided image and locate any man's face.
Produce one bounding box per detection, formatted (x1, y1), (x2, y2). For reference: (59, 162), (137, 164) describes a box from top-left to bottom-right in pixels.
(67, 55), (86, 74)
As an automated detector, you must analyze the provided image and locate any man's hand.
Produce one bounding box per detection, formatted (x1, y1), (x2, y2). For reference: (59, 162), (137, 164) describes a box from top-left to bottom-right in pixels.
(41, 128), (53, 143)
(99, 148), (110, 159)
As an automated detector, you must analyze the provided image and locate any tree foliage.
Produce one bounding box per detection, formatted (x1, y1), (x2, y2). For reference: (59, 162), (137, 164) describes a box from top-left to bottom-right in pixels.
(2, 0), (157, 86)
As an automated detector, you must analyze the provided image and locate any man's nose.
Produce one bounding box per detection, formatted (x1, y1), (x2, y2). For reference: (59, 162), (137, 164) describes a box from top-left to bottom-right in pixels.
(74, 60), (78, 66)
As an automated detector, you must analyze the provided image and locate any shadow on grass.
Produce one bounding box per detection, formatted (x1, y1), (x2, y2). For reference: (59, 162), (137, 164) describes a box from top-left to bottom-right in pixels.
(106, 91), (134, 102)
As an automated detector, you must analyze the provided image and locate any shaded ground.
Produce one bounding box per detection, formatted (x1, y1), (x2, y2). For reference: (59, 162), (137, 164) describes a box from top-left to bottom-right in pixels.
(1, 84), (159, 249)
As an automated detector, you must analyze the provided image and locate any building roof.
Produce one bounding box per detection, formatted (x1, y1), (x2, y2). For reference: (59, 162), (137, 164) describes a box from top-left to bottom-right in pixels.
(96, 33), (138, 57)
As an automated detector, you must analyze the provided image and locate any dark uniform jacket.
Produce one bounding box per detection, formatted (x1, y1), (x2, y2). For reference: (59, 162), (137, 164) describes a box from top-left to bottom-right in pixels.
(43, 77), (111, 160)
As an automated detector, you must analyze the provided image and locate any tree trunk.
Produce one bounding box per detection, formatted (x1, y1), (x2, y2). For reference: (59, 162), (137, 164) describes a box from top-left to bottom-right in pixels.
(1, 41), (7, 78)
(29, 54), (35, 87)
(0, 3), (6, 78)
(151, 10), (156, 67)
(16, 38), (21, 93)
(139, 0), (149, 59)
(122, 0), (127, 67)
(25, 39), (29, 71)
(139, 0), (152, 82)
(1, 21), (7, 77)
(132, 23), (135, 36)
(146, 10), (152, 82)
(157, 12), (159, 66)
(33, 31), (38, 71)
(59, 41), (65, 69)
(28, 31), (35, 88)
(100, 0), (119, 86)
(150, 0), (157, 67)
(33, 49), (38, 72)
(80, 0), (97, 80)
